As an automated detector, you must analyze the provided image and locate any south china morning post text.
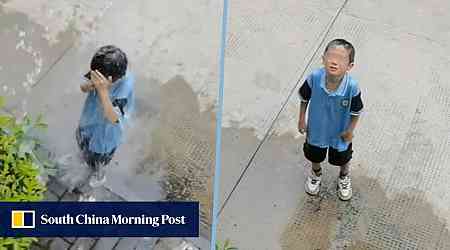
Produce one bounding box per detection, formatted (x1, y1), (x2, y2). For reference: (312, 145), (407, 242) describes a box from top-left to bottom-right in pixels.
(40, 214), (187, 227)
(0, 202), (199, 237)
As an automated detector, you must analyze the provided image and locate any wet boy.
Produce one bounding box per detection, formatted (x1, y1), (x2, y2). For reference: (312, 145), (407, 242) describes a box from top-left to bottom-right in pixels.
(76, 45), (135, 197)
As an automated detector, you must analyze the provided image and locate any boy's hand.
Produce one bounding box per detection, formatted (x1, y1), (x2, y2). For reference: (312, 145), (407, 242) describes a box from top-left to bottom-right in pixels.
(80, 82), (95, 92)
(91, 70), (113, 93)
(298, 119), (307, 134)
(340, 130), (354, 142)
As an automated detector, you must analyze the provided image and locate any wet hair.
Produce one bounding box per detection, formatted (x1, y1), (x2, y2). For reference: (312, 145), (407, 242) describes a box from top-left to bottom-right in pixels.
(90, 45), (128, 82)
(324, 39), (355, 63)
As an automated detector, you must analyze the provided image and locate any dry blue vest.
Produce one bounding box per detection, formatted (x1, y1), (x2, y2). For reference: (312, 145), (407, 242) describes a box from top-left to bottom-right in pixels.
(305, 67), (360, 151)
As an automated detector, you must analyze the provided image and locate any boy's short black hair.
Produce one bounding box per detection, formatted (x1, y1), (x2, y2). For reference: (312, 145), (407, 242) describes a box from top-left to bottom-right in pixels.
(86, 45), (128, 82)
(324, 39), (355, 63)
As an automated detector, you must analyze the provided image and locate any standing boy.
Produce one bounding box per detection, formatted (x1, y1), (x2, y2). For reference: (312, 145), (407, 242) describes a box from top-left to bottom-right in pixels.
(298, 39), (363, 201)
(76, 45), (135, 199)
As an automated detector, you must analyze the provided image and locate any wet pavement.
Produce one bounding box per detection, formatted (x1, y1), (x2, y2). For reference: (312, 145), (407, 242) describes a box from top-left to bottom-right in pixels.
(30, 177), (207, 250)
(217, 0), (450, 249)
(0, 0), (219, 249)
(3, 0), (450, 249)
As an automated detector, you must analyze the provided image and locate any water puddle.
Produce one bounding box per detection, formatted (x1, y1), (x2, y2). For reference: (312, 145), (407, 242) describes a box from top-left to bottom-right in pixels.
(141, 75), (215, 235)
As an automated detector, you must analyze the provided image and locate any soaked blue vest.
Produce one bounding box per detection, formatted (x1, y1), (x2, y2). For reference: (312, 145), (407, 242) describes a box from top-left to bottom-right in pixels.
(78, 72), (135, 153)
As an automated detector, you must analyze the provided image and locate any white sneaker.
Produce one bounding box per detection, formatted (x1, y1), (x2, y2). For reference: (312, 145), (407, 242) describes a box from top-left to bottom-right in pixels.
(337, 175), (352, 201)
(305, 170), (321, 196)
(88, 168), (106, 188)
(78, 193), (96, 202)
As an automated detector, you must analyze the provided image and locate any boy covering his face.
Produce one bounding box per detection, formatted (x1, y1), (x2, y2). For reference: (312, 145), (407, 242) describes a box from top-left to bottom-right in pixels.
(75, 45), (135, 200)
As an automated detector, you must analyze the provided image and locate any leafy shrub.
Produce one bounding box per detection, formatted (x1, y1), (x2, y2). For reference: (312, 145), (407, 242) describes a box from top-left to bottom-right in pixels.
(0, 97), (56, 249)
(216, 239), (238, 250)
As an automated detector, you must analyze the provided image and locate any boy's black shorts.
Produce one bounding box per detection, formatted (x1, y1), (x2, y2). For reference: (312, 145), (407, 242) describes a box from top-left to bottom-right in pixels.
(303, 141), (353, 166)
(76, 128), (116, 170)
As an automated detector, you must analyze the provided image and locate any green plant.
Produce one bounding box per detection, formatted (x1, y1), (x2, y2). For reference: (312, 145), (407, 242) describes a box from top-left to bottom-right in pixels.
(0, 97), (55, 249)
(216, 239), (238, 250)
(0, 238), (37, 250)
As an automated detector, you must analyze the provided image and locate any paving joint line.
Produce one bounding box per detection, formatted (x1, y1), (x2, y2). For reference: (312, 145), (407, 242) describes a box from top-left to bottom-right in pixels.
(32, 39), (77, 89)
(111, 238), (122, 250)
(31, 0), (119, 90)
(88, 238), (102, 250)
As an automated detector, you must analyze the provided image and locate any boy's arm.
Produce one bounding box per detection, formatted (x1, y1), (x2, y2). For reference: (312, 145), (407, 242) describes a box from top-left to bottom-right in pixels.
(298, 80), (311, 134)
(90, 70), (119, 124)
(298, 102), (308, 133)
(341, 92), (364, 141)
(347, 115), (360, 132)
(98, 90), (119, 123)
(348, 92), (363, 132)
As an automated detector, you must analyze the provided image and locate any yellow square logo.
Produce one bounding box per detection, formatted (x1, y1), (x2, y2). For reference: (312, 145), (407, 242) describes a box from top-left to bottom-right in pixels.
(11, 210), (35, 229)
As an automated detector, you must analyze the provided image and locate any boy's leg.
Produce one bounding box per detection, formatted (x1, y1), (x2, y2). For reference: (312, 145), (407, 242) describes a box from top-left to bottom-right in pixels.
(329, 143), (353, 200)
(75, 127), (89, 162)
(312, 162), (322, 176)
(72, 149), (97, 200)
(76, 152), (108, 202)
(88, 148), (116, 188)
(71, 128), (93, 195)
(303, 142), (327, 195)
(339, 162), (350, 177)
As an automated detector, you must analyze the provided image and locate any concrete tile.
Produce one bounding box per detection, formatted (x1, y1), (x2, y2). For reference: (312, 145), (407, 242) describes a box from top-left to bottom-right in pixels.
(60, 190), (79, 202)
(36, 237), (56, 247)
(0, 2), (77, 114)
(43, 189), (59, 201)
(113, 238), (140, 250)
(32, 238), (56, 250)
(63, 238), (77, 244)
(47, 178), (68, 197)
(133, 237), (158, 250)
(49, 238), (71, 250)
(154, 238), (202, 250)
(184, 237), (210, 250)
(69, 238), (97, 250)
(345, 0), (450, 44)
(31, 244), (44, 250)
(91, 238), (120, 250)
(90, 187), (125, 202)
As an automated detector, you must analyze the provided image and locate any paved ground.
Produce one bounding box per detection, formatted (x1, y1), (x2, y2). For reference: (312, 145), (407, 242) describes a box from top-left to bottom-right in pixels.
(217, 0), (450, 249)
(3, 0), (450, 249)
(0, 0), (218, 249)
(29, 178), (206, 250)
